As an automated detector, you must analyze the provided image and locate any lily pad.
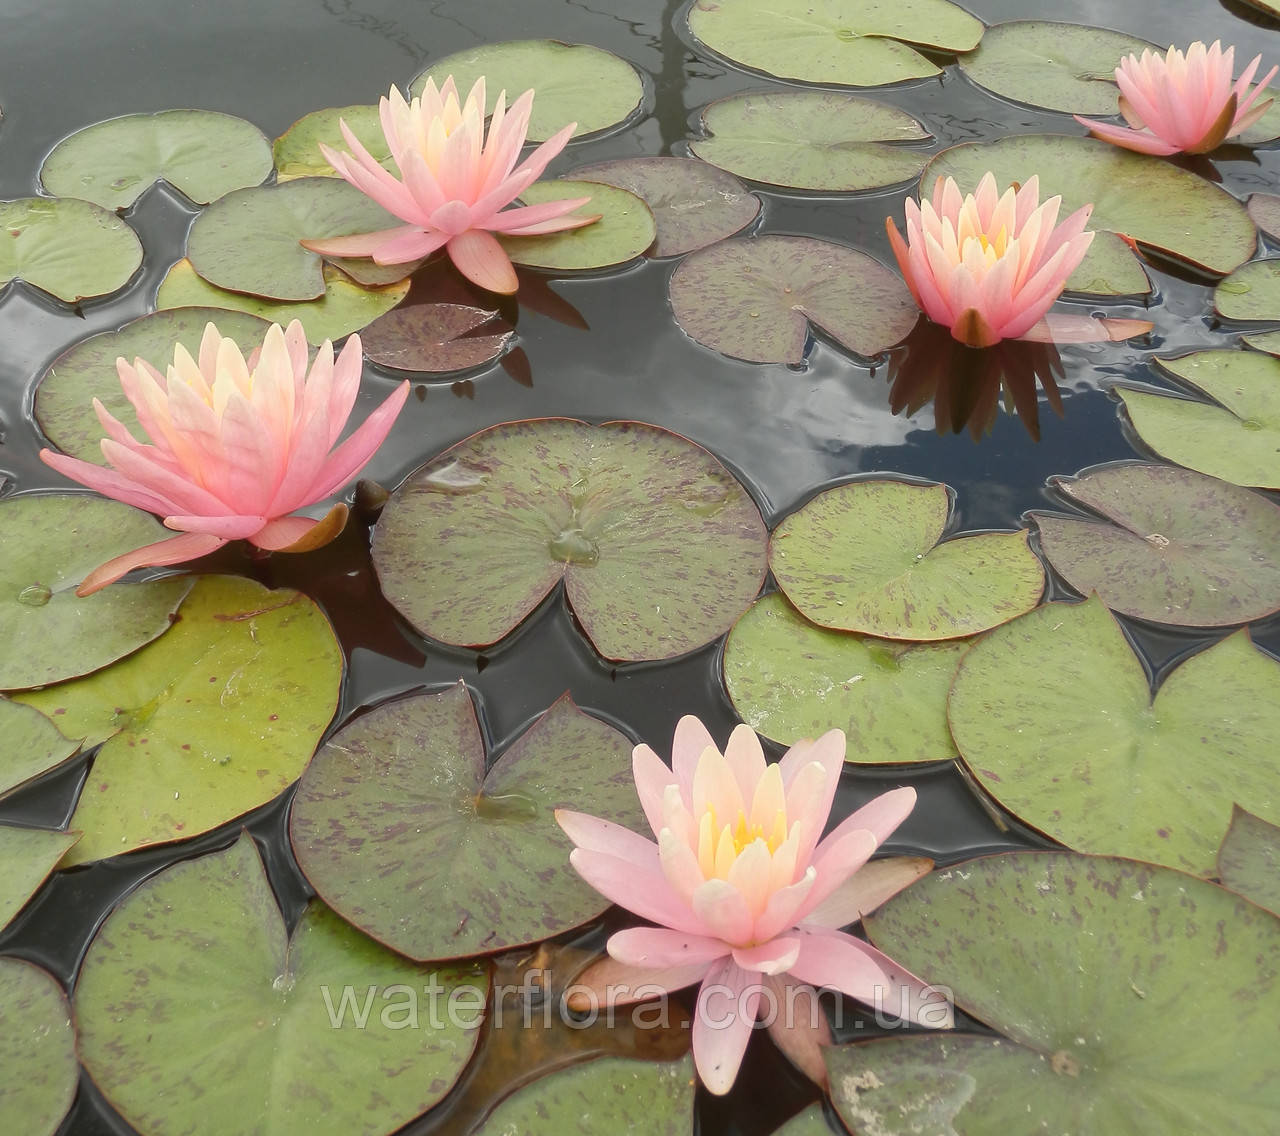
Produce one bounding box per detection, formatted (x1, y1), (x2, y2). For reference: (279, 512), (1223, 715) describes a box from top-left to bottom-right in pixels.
(273, 104), (387, 181)
(0, 825), (79, 932)
(1218, 806), (1280, 914)
(1248, 193), (1280, 240)
(1063, 228), (1151, 296)
(157, 258), (409, 344)
(836, 853), (1280, 1134)
(570, 157), (760, 257)
(0, 699), (80, 797)
(1117, 350), (1280, 489)
(40, 109), (272, 211)
(35, 307), (271, 464)
(360, 304), (512, 372)
(411, 40), (645, 141)
(773, 1105), (838, 1136)
(0, 959), (76, 1136)
(926, 134), (1257, 276)
(723, 592), (965, 763)
(499, 181), (656, 271)
(76, 833), (486, 1135)
(689, 90), (929, 192)
(1032, 463), (1280, 626)
(948, 595), (1280, 873)
(1215, 258), (1280, 321)
(669, 235), (917, 364)
(771, 481), (1044, 639)
(15, 576), (342, 865)
(0, 197), (142, 303)
(686, 0), (984, 87)
(371, 419), (767, 661)
(0, 495), (192, 690)
(291, 685), (642, 960)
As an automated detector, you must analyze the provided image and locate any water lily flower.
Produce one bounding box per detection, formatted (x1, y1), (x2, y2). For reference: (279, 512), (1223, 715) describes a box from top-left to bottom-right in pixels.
(1074, 41), (1277, 156)
(886, 173), (1096, 348)
(39, 320), (408, 596)
(300, 78), (600, 294)
(556, 717), (951, 1095)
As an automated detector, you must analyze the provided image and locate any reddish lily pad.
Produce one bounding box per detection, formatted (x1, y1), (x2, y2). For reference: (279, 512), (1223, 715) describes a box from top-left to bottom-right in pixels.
(0, 824), (79, 932)
(1031, 463), (1280, 626)
(291, 685), (643, 960)
(499, 180), (656, 271)
(0, 959), (76, 1136)
(361, 304), (512, 372)
(76, 833), (486, 1135)
(1248, 193), (1280, 240)
(0, 699), (80, 797)
(371, 419), (767, 661)
(1218, 806), (1280, 914)
(0, 197), (142, 303)
(273, 104), (387, 181)
(669, 235), (917, 364)
(1215, 258), (1280, 321)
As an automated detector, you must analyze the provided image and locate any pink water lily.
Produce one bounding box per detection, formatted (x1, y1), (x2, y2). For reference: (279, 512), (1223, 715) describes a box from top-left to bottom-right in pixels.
(556, 716), (951, 1095)
(39, 320), (408, 596)
(1075, 41), (1277, 156)
(300, 77), (600, 294)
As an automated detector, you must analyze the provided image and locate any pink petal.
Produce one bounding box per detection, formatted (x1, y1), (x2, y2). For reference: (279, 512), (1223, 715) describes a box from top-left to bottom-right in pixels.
(633, 743), (675, 837)
(250, 515), (320, 551)
(802, 857), (934, 929)
(75, 532), (227, 597)
(693, 959), (760, 1095)
(848, 939), (955, 1029)
(691, 878), (754, 945)
(671, 715), (717, 795)
(763, 976), (831, 1088)
(492, 211), (601, 237)
(568, 847), (706, 936)
(372, 227), (451, 265)
(1024, 314), (1154, 344)
(1074, 116), (1181, 155)
(305, 380), (410, 502)
(39, 449), (179, 517)
(608, 926), (730, 970)
(446, 229), (518, 294)
(556, 808), (659, 861)
(565, 953), (712, 1011)
(300, 226), (418, 259)
(163, 513), (267, 540)
(794, 829), (877, 924)
(786, 926), (893, 1003)
(485, 196), (595, 233)
(732, 936), (801, 975)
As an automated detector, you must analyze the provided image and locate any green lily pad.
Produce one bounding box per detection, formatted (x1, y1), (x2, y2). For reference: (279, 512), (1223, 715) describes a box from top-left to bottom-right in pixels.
(1062, 228), (1151, 296)
(371, 419), (767, 661)
(361, 304), (512, 372)
(723, 592), (965, 763)
(669, 235), (917, 364)
(773, 1105), (838, 1136)
(76, 833), (486, 1135)
(1117, 350), (1280, 489)
(0, 825), (79, 932)
(411, 40), (644, 141)
(926, 134), (1257, 276)
(1245, 329), (1280, 355)
(687, 0), (984, 87)
(570, 157), (760, 257)
(0, 959), (76, 1136)
(157, 258), (409, 344)
(958, 21), (1152, 115)
(473, 1056), (695, 1135)
(0, 699), (79, 797)
(291, 685), (643, 960)
(0, 197), (142, 303)
(273, 104), (387, 181)
(839, 853), (1280, 1133)
(40, 109), (272, 211)
(499, 181), (656, 271)
(35, 307), (271, 464)
(948, 596), (1280, 873)
(1215, 258), (1280, 321)
(0, 495), (192, 690)
(15, 576), (342, 865)
(771, 480), (1044, 639)
(1032, 463), (1280, 626)
(1248, 193), (1280, 240)
(689, 90), (929, 192)
(1218, 806), (1280, 914)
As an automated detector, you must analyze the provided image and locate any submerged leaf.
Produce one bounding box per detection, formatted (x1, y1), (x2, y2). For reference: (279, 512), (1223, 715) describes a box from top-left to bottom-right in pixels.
(1218, 806), (1280, 914)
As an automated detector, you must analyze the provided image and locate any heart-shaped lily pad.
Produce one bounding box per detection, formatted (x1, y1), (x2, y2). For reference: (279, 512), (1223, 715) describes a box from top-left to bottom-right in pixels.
(291, 685), (642, 960)
(926, 135), (1257, 276)
(948, 596), (1280, 873)
(499, 181), (656, 271)
(35, 307), (271, 464)
(360, 304), (512, 372)
(1215, 258), (1280, 321)
(1117, 350), (1280, 489)
(0, 699), (79, 797)
(1032, 463), (1280, 626)
(1218, 806), (1280, 914)
(15, 576), (341, 865)
(76, 833), (486, 1135)
(0, 197), (142, 303)
(371, 419), (767, 661)
(273, 104), (387, 181)
(411, 40), (645, 141)
(40, 109), (272, 211)
(669, 235), (917, 364)
(723, 592), (965, 763)
(839, 852), (1280, 1133)
(689, 90), (929, 192)
(570, 157), (760, 257)
(771, 481), (1044, 639)
(1248, 193), (1280, 240)
(0, 959), (76, 1136)
(0, 824), (79, 932)
(687, 0), (984, 87)
(0, 495), (191, 690)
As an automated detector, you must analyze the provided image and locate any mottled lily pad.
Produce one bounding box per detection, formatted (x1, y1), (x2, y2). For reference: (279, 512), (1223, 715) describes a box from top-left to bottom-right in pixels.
(0, 825), (79, 931)
(571, 157), (760, 257)
(76, 833), (486, 1135)
(948, 596), (1280, 873)
(0, 495), (191, 690)
(0, 197), (141, 303)
(0, 699), (80, 797)
(499, 181), (656, 271)
(723, 592), (965, 763)
(1248, 193), (1280, 240)
(361, 304), (512, 372)
(687, 0), (984, 87)
(771, 480), (1044, 639)
(1215, 258), (1280, 321)
(291, 685), (642, 960)
(412, 40), (644, 140)
(371, 419), (767, 661)
(1032, 463), (1280, 626)
(15, 576), (342, 865)
(40, 109), (272, 210)
(689, 90), (929, 192)
(669, 235), (917, 364)
(273, 104), (387, 181)
(0, 959), (76, 1136)
(1218, 806), (1280, 914)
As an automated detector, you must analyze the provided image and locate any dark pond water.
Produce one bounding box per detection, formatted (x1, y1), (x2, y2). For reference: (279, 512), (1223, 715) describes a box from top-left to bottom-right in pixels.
(1, 0), (1279, 1132)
